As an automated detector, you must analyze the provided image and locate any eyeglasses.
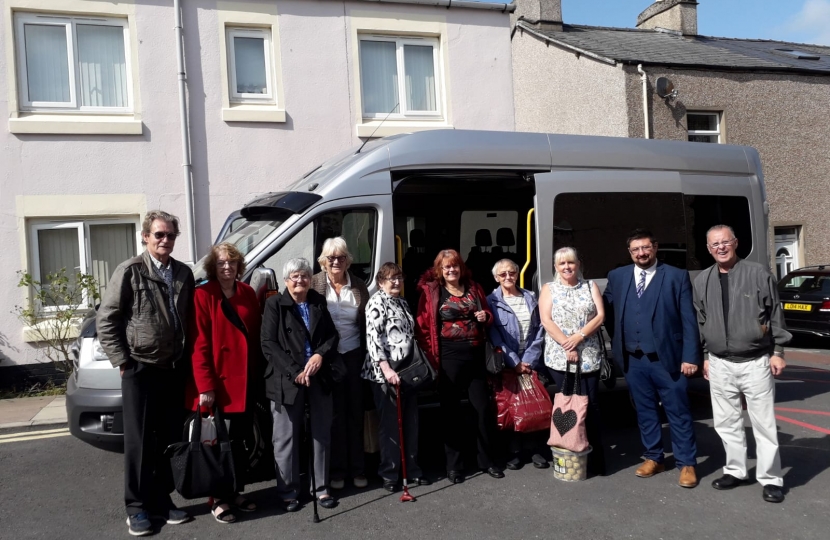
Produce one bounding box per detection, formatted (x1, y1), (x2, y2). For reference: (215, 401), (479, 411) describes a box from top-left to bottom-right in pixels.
(442, 264), (460, 271)
(287, 274), (310, 283)
(629, 245), (654, 254)
(497, 271), (518, 279)
(216, 260), (238, 268)
(152, 232), (179, 241)
(326, 255), (347, 264)
(708, 239), (736, 249)
(385, 276), (404, 283)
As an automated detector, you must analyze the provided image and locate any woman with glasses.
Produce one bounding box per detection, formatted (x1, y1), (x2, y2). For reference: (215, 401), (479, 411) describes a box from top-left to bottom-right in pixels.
(186, 242), (261, 524)
(415, 249), (504, 484)
(311, 237), (370, 490)
(538, 247), (606, 476)
(363, 262), (431, 491)
(486, 258), (548, 471)
(262, 258), (340, 512)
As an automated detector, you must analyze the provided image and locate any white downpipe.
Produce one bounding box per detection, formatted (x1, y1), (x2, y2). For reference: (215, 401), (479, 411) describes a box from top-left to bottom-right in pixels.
(637, 64), (650, 139)
(174, 0), (197, 261)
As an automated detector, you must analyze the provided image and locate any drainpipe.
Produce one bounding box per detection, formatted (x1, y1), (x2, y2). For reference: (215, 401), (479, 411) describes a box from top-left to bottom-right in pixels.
(174, 0), (197, 261)
(637, 64), (650, 139)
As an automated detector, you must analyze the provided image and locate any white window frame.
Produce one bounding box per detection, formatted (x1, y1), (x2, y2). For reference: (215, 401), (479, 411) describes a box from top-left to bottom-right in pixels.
(359, 35), (443, 121)
(687, 112), (721, 143)
(227, 27), (275, 104)
(29, 217), (141, 311)
(14, 12), (133, 113)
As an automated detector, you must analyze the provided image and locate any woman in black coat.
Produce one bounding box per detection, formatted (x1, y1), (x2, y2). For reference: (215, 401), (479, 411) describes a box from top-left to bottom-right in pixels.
(261, 257), (340, 511)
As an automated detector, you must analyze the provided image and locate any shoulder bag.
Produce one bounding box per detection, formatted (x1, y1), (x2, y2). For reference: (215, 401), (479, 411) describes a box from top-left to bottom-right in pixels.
(474, 296), (504, 375)
(166, 406), (237, 499)
(389, 342), (436, 391)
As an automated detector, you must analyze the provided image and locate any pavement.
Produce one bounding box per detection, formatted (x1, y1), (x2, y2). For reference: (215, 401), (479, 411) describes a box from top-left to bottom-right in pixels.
(0, 395), (66, 431)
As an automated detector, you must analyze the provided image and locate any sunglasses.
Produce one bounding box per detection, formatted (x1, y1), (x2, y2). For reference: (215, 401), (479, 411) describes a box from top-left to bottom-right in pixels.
(326, 255), (347, 263)
(151, 232), (179, 241)
(497, 271), (518, 279)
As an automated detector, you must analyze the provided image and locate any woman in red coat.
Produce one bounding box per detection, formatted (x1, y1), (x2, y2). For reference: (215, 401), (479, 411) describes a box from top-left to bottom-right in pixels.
(186, 242), (261, 524)
(414, 249), (504, 484)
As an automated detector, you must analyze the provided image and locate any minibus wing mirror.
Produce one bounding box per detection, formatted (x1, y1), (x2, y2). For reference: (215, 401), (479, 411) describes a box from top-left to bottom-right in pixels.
(250, 267), (278, 307)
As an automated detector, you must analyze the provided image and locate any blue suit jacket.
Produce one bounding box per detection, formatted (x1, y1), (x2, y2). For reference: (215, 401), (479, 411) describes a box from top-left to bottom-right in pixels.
(603, 262), (701, 373)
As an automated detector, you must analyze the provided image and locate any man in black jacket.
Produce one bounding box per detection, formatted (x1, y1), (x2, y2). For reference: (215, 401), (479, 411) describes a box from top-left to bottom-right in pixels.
(97, 210), (195, 536)
(693, 225), (791, 503)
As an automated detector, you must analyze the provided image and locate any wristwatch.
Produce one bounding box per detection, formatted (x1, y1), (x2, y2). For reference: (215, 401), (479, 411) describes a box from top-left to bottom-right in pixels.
(578, 332), (587, 338)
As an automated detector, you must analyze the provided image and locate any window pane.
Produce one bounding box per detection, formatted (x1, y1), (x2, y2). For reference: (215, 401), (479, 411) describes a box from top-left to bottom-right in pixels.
(89, 224), (136, 297)
(234, 36), (268, 94)
(37, 228), (81, 305)
(24, 24), (71, 103)
(360, 40), (398, 115)
(687, 114), (717, 131)
(77, 24), (128, 107)
(317, 210), (377, 283)
(404, 44), (436, 111)
(688, 134), (718, 143)
(682, 195), (751, 269)
(553, 193), (687, 278)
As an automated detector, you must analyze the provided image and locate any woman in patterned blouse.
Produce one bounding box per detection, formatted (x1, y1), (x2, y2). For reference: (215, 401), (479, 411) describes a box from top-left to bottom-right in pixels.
(415, 249), (504, 484)
(538, 246), (607, 475)
(362, 262), (430, 492)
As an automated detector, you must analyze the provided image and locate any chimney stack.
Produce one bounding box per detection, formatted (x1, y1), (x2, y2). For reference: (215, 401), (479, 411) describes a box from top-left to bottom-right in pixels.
(636, 0), (698, 36)
(513, 0), (562, 30)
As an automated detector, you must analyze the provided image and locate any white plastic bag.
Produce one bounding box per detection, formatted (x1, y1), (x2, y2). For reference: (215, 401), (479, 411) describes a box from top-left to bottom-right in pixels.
(188, 415), (230, 446)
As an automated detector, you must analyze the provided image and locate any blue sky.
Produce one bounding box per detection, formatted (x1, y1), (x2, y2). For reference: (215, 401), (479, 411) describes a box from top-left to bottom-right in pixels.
(514, 0), (830, 45)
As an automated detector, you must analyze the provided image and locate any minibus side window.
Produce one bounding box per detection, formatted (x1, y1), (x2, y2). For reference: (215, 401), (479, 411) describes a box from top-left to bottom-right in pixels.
(682, 195), (752, 269)
(260, 208), (378, 284)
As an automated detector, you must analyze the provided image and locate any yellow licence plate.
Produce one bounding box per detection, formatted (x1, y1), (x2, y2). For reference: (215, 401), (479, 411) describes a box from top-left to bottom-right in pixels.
(784, 303), (812, 312)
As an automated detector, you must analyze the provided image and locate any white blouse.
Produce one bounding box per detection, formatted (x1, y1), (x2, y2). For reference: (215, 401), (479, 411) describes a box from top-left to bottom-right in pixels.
(326, 273), (361, 353)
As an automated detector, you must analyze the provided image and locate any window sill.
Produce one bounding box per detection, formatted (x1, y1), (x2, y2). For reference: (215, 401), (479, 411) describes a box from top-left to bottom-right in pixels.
(222, 106), (286, 123)
(356, 120), (453, 138)
(22, 318), (82, 343)
(9, 113), (143, 135)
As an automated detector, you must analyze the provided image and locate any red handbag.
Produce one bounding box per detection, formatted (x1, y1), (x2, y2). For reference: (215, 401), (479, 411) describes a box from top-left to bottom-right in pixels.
(493, 370), (553, 433)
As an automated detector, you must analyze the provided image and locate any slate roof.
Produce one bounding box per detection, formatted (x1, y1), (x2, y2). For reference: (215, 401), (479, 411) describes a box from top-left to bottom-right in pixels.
(517, 21), (830, 74)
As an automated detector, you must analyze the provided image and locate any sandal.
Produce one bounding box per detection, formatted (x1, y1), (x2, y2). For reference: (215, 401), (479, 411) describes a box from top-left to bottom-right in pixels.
(232, 494), (257, 513)
(211, 500), (236, 524)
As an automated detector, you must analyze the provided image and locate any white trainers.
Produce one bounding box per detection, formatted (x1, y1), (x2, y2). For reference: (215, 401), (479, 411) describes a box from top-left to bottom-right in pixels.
(330, 478), (345, 490)
(353, 475), (368, 488)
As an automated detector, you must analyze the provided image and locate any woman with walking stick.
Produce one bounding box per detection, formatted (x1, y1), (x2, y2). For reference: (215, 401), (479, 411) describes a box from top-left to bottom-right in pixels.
(363, 262), (430, 492)
(262, 258), (340, 512)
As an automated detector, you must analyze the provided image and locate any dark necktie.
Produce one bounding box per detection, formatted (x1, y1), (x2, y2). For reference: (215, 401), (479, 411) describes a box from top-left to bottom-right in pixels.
(637, 270), (646, 298)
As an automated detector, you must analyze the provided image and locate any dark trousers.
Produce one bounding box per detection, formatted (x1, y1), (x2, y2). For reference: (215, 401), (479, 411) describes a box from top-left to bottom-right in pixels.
(438, 349), (496, 471)
(624, 351), (697, 467)
(548, 368), (605, 474)
(331, 348), (366, 480)
(121, 361), (185, 516)
(371, 383), (422, 482)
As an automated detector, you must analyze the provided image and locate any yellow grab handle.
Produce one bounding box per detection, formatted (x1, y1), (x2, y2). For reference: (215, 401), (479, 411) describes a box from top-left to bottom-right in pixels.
(520, 208), (534, 289)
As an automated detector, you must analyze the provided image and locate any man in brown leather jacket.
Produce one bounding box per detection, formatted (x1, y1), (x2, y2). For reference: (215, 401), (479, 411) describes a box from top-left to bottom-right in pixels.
(97, 210), (195, 536)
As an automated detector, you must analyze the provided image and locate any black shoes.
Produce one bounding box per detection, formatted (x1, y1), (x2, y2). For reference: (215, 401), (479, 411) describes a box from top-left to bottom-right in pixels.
(712, 474), (746, 490)
(447, 470), (465, 484)
(409, 477), (432, 486)
(486, 467), (505, 479)
(281, 499), (301, 512)
(126, 513), (153, 537)
(318, 496), (337, 509)
(505, 456), (523, 471)
(383, 480), (399, 492)
(531, 454), (549, 469)
(762, 485), (785, 503)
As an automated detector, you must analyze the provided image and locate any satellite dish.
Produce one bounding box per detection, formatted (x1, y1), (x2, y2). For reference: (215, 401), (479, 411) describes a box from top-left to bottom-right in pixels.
(655, 77), (677, 99)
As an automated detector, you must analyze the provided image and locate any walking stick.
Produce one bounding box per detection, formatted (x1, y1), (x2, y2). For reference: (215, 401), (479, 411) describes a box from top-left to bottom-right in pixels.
(396, 386), (416, 502)
(306, 397), (321, 523)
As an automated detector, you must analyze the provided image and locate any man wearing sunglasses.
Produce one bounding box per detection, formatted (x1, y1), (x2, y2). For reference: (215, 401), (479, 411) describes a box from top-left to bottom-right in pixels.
(97, 210), (196, 536)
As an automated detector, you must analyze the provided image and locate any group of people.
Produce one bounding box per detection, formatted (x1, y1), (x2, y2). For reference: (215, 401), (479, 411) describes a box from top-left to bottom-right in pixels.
(97, 211), (791, 537)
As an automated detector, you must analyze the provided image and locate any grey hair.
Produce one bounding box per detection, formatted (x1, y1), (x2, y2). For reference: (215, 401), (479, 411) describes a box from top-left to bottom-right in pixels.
(141, 210), (180, 245)
(706, 224), (736, 241)
(283, 257), (312, 281)
(317, 236), (353, 270)
(554, 246), (584, 280)
(491, 258), (519, 277)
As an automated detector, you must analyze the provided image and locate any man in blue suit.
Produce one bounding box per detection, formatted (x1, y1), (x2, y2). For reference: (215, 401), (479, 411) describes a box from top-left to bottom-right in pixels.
(603, 229), (701, 488)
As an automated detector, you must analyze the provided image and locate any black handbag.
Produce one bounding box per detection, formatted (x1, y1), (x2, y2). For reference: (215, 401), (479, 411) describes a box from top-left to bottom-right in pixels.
(393, 343), (436, 391)
(474, 296), (505, 375)
(165, 406), (237, 499)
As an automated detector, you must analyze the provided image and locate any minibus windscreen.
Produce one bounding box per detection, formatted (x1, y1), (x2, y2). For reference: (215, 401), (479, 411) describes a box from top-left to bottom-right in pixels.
(192, 217), (286, 282)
